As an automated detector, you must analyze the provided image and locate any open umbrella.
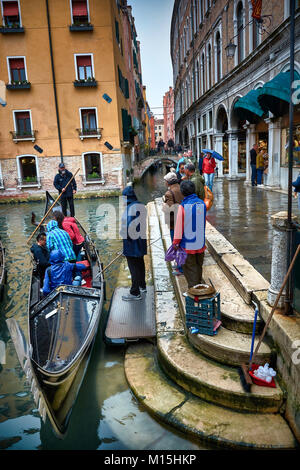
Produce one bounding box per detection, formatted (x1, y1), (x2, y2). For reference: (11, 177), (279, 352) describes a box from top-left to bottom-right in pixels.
(202, 149), (224, 161)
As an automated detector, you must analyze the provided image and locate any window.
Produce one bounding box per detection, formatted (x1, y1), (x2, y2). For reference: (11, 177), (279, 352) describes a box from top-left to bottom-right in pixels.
(237, 2), (244, 63)
(201, 52), (206, 94)
(2, 1), (20, 26)
(71, 0), (89, 25)
(196, 60), (200, 99)
(81, 109), (96, 131)
(83, 152), (103, 183)
(202, 114), (207, 131)
(207, 43), (212, 89)
(253, 18), (259, 50)
(216, 31), (221, 82)
(14, 111), (31, 136)
(17, 155), (39, 186)
(118, 66), (129, 98)
(8, 57), (26, 82)
(209, 110), (212, 129)
(76, 55), (93, 80)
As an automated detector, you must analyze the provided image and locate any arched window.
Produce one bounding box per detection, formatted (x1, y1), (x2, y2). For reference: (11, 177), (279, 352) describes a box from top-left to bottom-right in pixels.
(216, 31), (221, 81)
(196, 60), (200, 99)
(252, 18), (259, 50)
(237, 2), (244, 63)
(207, 44), (212, 89)
(201, 52), (206, 94)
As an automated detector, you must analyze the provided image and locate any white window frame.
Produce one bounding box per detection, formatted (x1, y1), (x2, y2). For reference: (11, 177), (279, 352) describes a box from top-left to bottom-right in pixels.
(16, 154), (41, 188)
(206, 39), (213, 90)
(74, 53), (95, 80)
(214, 25), (223, 83)
(6, 55), (28, 83)
(79, 107), (100, 140)
(81, 151), (105, 185)
(69, 0), (90, 24)
(1, 0), (22, 27)
(248, 0), (262, 53)
(234, 0), (246, 67)
(12, 109), (35, 142)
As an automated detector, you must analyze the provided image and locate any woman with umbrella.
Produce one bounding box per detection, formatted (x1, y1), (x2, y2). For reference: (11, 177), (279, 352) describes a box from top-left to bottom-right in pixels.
(202, 149), (224, 192)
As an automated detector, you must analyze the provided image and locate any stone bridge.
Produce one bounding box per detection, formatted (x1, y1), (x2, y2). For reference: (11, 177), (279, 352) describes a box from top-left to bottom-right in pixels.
(133, 154), (181, 179)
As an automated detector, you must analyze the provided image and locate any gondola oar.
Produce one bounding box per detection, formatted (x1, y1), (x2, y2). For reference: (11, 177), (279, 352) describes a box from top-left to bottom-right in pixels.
(26, 168), (80, 245)
(95, 236), (162, 278)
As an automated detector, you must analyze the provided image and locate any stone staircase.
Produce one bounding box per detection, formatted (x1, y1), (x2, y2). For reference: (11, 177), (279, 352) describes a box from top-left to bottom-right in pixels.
(124, 199), (298, 449)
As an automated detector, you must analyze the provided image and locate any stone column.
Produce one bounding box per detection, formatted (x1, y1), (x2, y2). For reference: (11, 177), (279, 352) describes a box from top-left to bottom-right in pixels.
(227, 130), (239, 178)
(265, 117), (282, 188)
(267, 212), (298, 308)
(214, 133), (224, 176)
(244, 123), (256, 184)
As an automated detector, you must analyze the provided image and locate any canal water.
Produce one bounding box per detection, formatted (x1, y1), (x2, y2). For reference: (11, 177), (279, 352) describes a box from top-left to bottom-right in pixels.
(0, 166), (295, 450)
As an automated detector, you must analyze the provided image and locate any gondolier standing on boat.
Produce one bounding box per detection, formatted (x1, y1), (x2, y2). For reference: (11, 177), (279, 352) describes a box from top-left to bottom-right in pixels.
(53, 163), (77, 217)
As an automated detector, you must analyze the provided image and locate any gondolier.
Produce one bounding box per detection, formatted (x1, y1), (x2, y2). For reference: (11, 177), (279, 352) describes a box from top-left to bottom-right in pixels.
(53, 163), (77, 217)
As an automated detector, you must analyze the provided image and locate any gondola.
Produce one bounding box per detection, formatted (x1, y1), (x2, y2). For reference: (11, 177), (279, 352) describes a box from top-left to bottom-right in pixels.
(0, 237), (6, 301)
(7, 192), (105, 438)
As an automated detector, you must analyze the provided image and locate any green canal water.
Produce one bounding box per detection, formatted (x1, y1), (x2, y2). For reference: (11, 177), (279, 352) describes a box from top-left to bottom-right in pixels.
(0, 168), (209, 450)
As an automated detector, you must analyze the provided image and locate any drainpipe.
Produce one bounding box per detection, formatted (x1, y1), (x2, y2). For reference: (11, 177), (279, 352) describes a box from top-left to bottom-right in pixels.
(45, 0), (64, 163)
(285, 0), (296, 315)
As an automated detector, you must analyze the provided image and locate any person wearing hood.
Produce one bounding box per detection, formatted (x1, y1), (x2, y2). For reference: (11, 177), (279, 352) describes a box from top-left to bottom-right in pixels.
(43, 250), (87, 296)
(46, 220), (76, 262)
(120, 185), (147, 301)
(53, 163), (77, 217)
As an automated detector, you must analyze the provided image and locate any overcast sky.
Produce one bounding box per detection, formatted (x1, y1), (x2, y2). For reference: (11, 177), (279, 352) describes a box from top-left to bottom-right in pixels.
(129, 0), (174, 117)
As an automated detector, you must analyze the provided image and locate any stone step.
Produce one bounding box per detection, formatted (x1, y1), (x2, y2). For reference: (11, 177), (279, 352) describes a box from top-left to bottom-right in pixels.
(205, 222), (270, 305)
(125, 343), (297, 450)
(157, 331), (284, 413)
(189, 325), (272, 366)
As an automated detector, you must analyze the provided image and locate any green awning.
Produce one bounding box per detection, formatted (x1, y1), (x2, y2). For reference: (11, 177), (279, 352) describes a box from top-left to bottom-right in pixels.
(258, 70), (300, 117)
(234, 88), (265, 124)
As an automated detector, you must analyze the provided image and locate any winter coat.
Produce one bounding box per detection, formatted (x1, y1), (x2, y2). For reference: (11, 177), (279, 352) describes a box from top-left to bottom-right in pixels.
(190, 170), (205, 201)
(202, 157), (216, 174)
(120, 186), (147, 258)
(292, 175), (300, 193)
(46, 220), (76, 261)
(256, 152), (265, 170)
(62, 217), (85, 245)
(162, 183), (184, 230)
(53, 169), (77, 198)
(43, 250), (86, 296)
(30, 243), (50, 269)
(173, 193), (206, 253)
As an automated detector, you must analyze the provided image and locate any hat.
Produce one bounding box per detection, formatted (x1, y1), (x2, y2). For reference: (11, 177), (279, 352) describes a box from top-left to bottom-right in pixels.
(187, 284), (216, 298)
(164, 172), (178, 184)
(58, 163), (65, 169)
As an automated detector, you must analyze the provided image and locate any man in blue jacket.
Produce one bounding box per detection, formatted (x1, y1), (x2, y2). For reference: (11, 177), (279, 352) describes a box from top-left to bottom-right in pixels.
(43, 250), (87, 296)
(53, 163), (77, 217)
(120, 185), (147, 301)
(46, 220), (76, 262)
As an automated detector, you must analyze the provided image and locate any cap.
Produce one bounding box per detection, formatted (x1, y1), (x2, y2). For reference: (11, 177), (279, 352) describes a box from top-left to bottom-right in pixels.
(164, 172), (178, 184)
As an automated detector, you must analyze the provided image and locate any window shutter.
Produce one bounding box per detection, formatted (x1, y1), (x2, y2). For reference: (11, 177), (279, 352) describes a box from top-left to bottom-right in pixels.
(115, 20), (120, 44)
(122, 109), (129, 142)
(72, 0), (88, 16)
(77, 55), (92, 67)
(9, 58), (25, 69)
(3, 1), (19, 16)
(125, 79), (129, 99)
(16, 111), (30, 120)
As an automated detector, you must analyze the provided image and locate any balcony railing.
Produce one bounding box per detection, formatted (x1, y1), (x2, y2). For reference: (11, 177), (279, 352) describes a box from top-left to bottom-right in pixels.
(69, 23), (93, 31)
(16, 176), (41, 189)
(6, 81), (31, 90)
(0, 24), (24, 33)
(76, 128), (102, 140)
(10, 130), (36, 142)
(74, 78), (98, 87)
(81, 174), (105, 186)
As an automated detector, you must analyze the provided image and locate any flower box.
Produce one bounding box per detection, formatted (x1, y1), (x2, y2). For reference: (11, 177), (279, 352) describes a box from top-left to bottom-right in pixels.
(74, 79), (98, 87)
(69, 24), (93, 32)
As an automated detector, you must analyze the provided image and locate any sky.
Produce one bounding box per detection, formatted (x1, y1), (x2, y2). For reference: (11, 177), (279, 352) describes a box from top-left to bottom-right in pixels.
(129, 0), (174, 117)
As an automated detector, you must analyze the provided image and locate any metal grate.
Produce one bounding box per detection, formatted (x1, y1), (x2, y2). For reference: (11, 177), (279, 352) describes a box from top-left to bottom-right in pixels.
(105, 286), (156, 343)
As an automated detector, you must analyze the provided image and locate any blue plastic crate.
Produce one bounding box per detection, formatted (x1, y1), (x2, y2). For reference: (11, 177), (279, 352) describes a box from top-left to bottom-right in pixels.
(185, 292), (221, 336)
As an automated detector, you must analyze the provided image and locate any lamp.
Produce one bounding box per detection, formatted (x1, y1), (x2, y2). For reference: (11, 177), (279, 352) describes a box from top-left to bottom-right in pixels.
(225, 40), (237, 58)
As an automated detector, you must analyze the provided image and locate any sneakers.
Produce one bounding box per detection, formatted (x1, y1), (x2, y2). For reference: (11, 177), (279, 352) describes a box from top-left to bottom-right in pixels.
(122, 293), (142, 301)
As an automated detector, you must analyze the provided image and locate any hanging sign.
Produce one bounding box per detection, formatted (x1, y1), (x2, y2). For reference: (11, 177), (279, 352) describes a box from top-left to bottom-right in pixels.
(251, 0), (262, 20)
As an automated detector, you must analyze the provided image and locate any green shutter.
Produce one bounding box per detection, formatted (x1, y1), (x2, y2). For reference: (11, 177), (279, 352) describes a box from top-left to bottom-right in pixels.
(122, 109), (130, 142)
(125, 79), (129, 99)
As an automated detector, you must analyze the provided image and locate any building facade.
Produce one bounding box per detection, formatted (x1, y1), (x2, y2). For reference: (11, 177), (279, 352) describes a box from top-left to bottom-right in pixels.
(0, 0), (144, 196)
(163, 86), (175, 144)
(154, 118), (165, 146)
(171, 0), (300, 189)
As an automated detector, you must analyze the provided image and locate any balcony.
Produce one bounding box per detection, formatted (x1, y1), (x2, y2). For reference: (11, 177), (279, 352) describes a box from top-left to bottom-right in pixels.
(74, 78), (98, 88)
(10, 130), (36, 143)
(76, 128), (102, 140)
(81, 174), (105, 186)
(16, 176), (41, 189)
(69, 23), (93, 32)
(6, 81), (31, 90)
(0, 25), (24, 33)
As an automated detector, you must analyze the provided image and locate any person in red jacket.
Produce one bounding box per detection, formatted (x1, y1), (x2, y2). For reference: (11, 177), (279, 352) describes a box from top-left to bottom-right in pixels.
(54, 210), (85, 259)
(202, 153), (216, 192)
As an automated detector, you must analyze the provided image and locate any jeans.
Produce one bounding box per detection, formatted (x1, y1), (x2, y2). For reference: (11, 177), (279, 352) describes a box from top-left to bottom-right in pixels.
(61, 196), (75, 217)
(251, 164), (257, 186)
(257, 169), (264, 185)
(126, 256), (146, 296)
(204, 173), (214, 192)
(74, 242), (84, 260)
